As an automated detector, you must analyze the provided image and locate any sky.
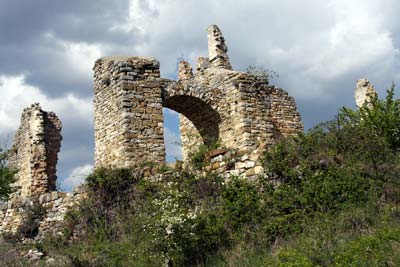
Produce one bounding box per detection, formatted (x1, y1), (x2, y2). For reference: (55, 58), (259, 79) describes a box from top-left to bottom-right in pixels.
(0, 0), (399, 191)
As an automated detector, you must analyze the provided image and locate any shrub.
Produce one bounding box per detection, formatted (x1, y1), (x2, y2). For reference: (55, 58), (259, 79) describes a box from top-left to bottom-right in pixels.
(0, 240), (28, 267)
(30, 86), (400, 266)
(334, 226), (400, 266)
(188, 141), (221, 171)
(16, 199), (46, 239)
(246, 65), (279, 84)
(341, 83), (400, 151)
(0, 148), (17, 201)
(221, 177), (262, 233)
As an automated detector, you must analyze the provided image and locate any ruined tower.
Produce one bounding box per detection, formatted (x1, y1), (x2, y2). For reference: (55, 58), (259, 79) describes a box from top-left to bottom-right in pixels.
(355, 78), (377, 108)
(93, 57), (166, 167)
(8, 103), (62, 198)
(93, 25), (303, 170)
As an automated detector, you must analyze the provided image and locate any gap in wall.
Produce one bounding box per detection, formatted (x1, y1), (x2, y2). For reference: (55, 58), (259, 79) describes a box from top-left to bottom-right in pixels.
(162, 108), (182, 162)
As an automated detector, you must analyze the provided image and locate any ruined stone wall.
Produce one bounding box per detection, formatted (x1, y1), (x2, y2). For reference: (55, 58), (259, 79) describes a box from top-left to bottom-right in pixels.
(93, 57), (165, 168)
(268, 86), (303, 138)
(165, 25), (302, 164)
(93, 25), (303, 168)
(232, 74), (275, 154)
(1, 25), (303, 240)
(164, 67), (243, 161)
(8, 104), (62, 198)
(0, 188), (85, 237)
(207, 25), (232, 70)
(179, 115), (202, 162)
(355, 78), (377, 108)
(172, 66), (302, 163)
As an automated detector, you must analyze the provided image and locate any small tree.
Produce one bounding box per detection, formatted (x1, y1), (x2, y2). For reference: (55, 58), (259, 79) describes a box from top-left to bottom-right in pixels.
(0, 148), (17, 201)
(341, 83), (400, 151)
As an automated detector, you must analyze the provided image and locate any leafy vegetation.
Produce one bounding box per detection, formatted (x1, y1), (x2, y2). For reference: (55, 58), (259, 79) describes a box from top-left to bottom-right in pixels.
(246, 65), (279, 84)
(342, 83), (400, 151)
(188, 140), (221, 170)
(0, 148), (17, 201)
(2, 86), (400, 266)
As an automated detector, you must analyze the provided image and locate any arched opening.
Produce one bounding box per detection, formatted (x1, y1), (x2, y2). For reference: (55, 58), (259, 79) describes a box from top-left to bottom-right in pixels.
(163, 95), (221, 161)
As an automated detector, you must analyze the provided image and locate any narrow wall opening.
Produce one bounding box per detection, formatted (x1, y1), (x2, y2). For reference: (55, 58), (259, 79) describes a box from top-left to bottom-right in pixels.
(162, 108), (183, 162)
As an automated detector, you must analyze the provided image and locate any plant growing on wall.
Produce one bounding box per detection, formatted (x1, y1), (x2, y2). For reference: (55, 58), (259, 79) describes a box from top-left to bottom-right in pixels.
(246, 65), (279, 84)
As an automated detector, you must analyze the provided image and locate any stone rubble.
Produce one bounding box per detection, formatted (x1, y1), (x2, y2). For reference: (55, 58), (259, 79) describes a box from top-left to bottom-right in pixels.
(24, 249), (44, 261)
(0, 188), (86, 237)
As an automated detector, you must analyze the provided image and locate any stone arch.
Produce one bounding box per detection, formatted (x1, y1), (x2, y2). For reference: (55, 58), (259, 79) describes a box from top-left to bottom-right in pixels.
(92, 25), (303, 169)
(162, 95), (221, 147)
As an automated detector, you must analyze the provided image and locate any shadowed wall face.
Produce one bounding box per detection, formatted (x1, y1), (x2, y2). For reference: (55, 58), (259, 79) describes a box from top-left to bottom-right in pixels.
(163, 95), (221, 146)
(163, 95), (221, 161)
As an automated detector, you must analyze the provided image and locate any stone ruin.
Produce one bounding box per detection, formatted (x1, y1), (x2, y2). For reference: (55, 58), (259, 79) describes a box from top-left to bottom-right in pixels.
(355, 78), (377, 108)
(0, 104), (85, 236)
(93, 25), (303, 174)
(7, 103), (62, 198)
(1, 25), (304, 237)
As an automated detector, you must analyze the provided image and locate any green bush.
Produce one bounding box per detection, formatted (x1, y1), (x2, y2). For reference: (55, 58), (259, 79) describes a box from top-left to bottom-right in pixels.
(0, 148), (17, 201)
(342, 84), (400, 151)
(334, 226), (400, 267)
(222, 177), (262, 233)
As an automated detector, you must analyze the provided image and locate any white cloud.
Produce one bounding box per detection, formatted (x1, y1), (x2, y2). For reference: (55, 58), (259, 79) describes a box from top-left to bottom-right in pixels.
(0, 74), (93, 136)
(164, 127), (182, 161)
(123, 0), (400, 101)
(61, 40), (103, 82)
(61, 164), (93, 191)
(40, 33), (103, 85)
(0, 74), (43, 132)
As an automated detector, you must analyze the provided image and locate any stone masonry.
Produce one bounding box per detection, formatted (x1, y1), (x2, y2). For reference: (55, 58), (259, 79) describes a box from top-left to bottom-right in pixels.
(8, 103), (62, 198)
(207, 25), (232, 70)
(0, 104), (83, 237)
(0, 187), (85, 238)
(93, 57), (166, 167)
(94, 24), (303, 170)
(355, 78), (377, 108)
(1, 24), (304, 237)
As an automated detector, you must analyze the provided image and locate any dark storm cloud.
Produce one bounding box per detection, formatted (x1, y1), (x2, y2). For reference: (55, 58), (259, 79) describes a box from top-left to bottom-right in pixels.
(0, 0), (134, 44)
(0, 0), (146, 97)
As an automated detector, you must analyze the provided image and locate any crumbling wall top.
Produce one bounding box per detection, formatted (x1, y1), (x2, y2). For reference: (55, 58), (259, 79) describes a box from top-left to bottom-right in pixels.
(94, 56), (159, 67)
(355, 78), (377, 108)
(207, 25), (232, 70)
(8, 103), (62, 198)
